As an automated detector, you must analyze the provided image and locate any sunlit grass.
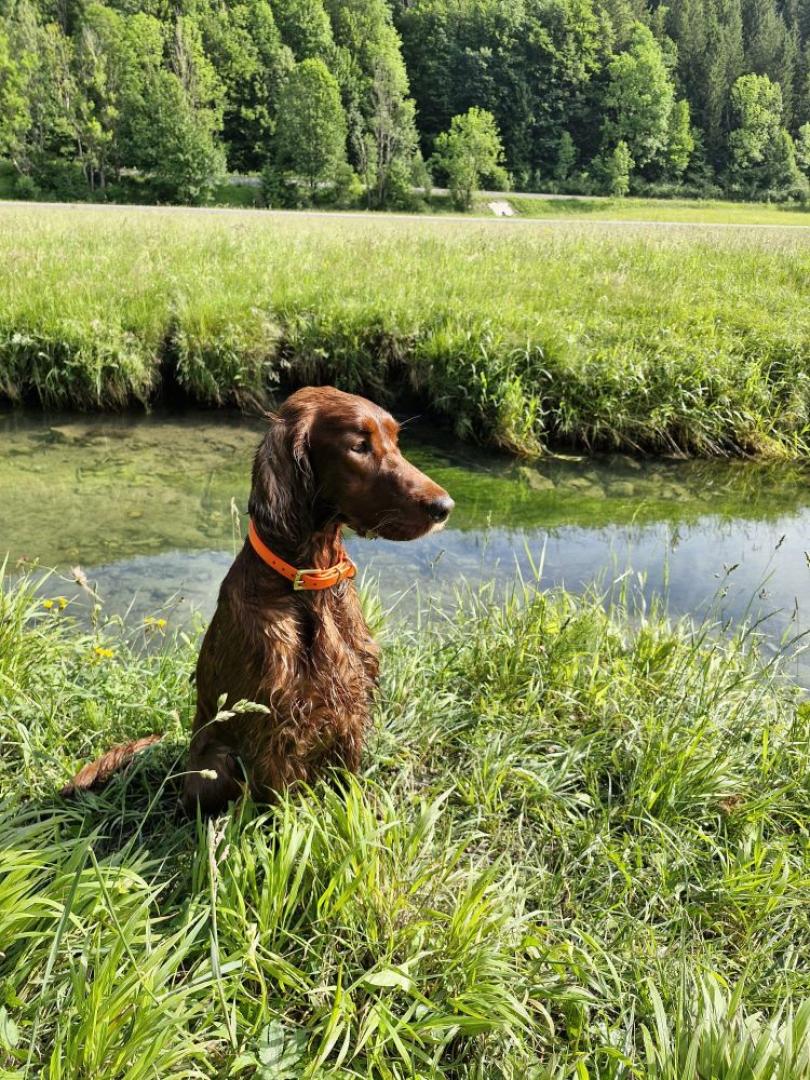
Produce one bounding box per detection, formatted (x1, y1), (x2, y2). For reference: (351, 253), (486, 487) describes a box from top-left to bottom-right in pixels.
(1, 204), (810, 458)
(508, 194), (810, 226)
(1, 570), (809, 1076)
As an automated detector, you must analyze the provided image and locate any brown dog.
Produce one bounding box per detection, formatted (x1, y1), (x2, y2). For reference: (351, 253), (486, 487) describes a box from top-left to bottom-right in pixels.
(62, 387), (453, 814)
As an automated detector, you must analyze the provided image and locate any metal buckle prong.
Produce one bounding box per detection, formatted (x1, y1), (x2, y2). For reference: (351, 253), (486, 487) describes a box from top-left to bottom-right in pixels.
(293, 568), (318, 591)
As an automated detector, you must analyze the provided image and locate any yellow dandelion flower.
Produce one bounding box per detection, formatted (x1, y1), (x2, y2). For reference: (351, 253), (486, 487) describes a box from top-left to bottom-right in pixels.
(43, 596), (69, 612)
(92, 646), (115, 660)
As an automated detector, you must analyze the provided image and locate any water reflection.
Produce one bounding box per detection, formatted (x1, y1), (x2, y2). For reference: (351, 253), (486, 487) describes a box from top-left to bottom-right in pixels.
(2, 408), (808, 679)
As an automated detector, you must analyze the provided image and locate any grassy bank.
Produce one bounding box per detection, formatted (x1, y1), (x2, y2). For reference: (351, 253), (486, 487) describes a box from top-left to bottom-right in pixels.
(2, 204), (810, 458)
(1, 572), (809, 1076)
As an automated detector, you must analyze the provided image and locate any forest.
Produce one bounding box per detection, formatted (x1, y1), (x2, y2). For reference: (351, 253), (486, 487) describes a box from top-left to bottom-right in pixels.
(1, 0), (810, 207)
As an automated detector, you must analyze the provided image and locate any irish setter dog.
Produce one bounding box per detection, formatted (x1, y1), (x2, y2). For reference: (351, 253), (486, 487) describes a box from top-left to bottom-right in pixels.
(62, 387), (453, 814)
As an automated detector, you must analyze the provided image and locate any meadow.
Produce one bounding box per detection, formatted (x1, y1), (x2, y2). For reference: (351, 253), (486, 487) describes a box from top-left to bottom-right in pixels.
(505, 195), (810, 227)
(2, 203), (810, 458)
(1, 569), (809, 1078)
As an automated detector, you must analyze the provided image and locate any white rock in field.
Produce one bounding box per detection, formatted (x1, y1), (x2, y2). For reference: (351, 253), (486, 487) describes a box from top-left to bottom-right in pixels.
(488, 200), (514, 216)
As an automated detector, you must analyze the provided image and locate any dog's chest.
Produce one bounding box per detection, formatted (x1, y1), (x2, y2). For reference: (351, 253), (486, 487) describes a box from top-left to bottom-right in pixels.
(259, 594), (375, 723)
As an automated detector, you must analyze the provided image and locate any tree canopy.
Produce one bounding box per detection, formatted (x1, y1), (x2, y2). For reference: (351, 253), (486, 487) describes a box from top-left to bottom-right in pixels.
(1, 0), (809, 204)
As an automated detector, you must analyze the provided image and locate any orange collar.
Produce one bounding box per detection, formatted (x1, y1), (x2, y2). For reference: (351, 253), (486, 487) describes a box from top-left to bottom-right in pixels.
(247, 518), (357, 591)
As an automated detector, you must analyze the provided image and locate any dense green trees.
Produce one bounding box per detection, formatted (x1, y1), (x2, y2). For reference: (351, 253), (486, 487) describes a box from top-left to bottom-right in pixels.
(1, 0), (809, 205)
(727, 72), (802, 193)
(603, 24), (675, 170)
(0, 23), (28, 169)
(395, 0), (810, 199)
(197, 0), (291, 172)
(1, 0), (227, 200)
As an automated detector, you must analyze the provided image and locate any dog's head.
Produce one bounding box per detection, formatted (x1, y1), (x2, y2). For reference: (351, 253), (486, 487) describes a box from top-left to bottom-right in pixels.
(249, 386), (454, 543)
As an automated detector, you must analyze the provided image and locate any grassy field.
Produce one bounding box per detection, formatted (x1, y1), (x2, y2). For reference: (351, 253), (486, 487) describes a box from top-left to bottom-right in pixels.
(1, 571), (809, 1076)
(2, 202), (810, 459)
(506, 194), (810, 227)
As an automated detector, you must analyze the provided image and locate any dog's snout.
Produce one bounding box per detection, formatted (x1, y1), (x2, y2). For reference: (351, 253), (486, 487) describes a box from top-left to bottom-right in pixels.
(427, 494), (455, 523)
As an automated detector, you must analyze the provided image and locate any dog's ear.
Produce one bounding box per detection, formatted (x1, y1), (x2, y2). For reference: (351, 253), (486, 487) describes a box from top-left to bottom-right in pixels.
(248, 408), (313, 543)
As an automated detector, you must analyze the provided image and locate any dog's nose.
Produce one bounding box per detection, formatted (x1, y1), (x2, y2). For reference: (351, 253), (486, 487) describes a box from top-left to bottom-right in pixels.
(427, 495), (455, 523)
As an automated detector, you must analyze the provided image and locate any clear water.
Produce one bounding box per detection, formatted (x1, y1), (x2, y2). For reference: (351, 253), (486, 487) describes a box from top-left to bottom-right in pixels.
(2, 409), (809, 680)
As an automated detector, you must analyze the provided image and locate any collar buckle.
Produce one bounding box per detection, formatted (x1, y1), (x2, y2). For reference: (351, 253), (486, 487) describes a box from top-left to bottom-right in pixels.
(248, 518), (356, 591)
(292, 567), (321, 591)
(292, 560), (355, 591)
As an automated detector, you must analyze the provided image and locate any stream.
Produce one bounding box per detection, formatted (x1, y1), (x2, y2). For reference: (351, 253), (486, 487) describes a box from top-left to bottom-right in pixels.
(2, 408), (808, 681)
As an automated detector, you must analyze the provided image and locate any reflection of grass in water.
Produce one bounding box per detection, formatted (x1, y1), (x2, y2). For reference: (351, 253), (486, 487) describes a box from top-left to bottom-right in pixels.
(2, 571), (809, 1075)
(2, 411), (810, 568)
(410, 445), (810, 530)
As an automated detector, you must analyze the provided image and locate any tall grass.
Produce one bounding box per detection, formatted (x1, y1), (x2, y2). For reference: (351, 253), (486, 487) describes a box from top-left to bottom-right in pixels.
(2, 205), (810, 457)
(1, 571), (808, 1076)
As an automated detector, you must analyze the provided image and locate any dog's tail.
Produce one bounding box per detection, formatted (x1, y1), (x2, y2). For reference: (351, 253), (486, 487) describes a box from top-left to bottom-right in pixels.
(60, 734), (163, 797)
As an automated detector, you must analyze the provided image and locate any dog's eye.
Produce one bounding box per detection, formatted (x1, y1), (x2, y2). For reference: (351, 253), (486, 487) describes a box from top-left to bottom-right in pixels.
(351, 439), (371, 455)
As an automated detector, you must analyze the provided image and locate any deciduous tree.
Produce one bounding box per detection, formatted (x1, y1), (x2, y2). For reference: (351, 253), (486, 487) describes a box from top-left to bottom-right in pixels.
(358, 59), (419, 207)
(273, 56), (347, 195)
(797, 120), (810, 173)
(727, 72), (799, 191)
(604, 139), (633, 195)
(667, 98), (695, 176)
(554, 130), (577, 182)
(603, 22), (676, 170)
(0, 24), (29, 169)
(273, 0), (334, 62)
(431, 106), (507, 209)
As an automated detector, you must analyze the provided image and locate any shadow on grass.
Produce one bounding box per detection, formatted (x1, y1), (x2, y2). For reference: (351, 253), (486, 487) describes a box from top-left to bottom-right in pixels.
(18, 736), (197, 864)
(771, 201), (810, 217)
